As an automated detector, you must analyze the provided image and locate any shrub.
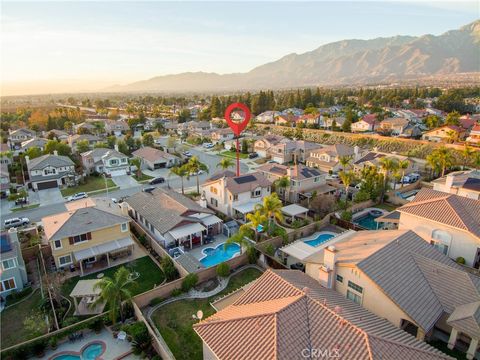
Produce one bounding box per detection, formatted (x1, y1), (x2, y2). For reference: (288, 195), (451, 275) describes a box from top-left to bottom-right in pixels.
(32, 339), (47, 357)
(171, 288), (183, 297)
(138, 234), (147, 247)
(88, 317), (104, 333)
(48, 336), (58, 350)
(216, 262), (230, 278)
(265, 244), (275, 256)
(161, 256), (179, 281)
(340, 211), (352, 221)
(123, 321), (149, 339)
(456, 257), (466, 265)
(246, 246), (258, 264)
(181, 273), (199, 292)
(149, 297), (164, 307)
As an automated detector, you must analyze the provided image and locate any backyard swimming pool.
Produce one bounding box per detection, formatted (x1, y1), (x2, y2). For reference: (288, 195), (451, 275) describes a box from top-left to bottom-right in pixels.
(200, 243), (241, 267)
(51, 342), (104, 360)
(303, 232), (335, 247)
(353, 209), (385, 230)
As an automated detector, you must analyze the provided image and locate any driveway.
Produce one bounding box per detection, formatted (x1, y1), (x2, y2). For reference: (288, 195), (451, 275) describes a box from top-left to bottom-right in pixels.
(112, 175), (139, 189)
(37, 188), (65, 206)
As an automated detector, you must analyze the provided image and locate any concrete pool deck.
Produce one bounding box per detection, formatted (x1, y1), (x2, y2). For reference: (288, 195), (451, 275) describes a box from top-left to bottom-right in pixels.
(39, 328), (140, 360)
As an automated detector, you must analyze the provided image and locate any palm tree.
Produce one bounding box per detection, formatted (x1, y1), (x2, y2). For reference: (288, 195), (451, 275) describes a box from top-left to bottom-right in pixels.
(91, 267), (133, 324)
(339, 170), (356, 205)
(169, 165), (189, 194)
(339, 155), (353, 171)
(274, 176), (291, 203)
(246, 210), (267, 241)
(379, 157), (398, 202)
(255, 193), (284, 234)
(445, 130), (459, 144)
(224, 225), (252, 254)
(186, 156), (209, 194)
(216, 158), (234, 170)
(461, 145), (474, 170)
(129, 158), (142, 178)
(430, 146), (455, 177)
(398, 159), (410, 188)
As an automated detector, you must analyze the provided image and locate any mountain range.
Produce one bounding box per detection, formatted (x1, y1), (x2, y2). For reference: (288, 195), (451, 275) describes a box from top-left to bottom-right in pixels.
(106, 20), (480, 92)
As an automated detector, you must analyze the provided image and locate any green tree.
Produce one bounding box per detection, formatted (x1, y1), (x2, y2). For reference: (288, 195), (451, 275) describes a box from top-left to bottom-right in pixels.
(186, 156), (208, 194)
(76, 139), (90, 153)
(106, 135), (117, 149)
(274, 176), (290, 203)
(169, 164), (189, 194)
(177, 109), (191, 123)
(398, 159), (410, 188)
(166, 136), (177, 151)
(91, 267), (133, 324)
(44, 140), (72, 156)
(339, 170), (356, 205)
(25, 146), (42, 159)
(462, 145), (474, 169)
(142, 133), (154, 147)
(130, 158), (142, 178)
(379, 157), (398, 202)
(94, 142), (108, 149)
(445, 111), (460, 126)
(224, 225), (253, 254)
(216, 158), (234, 170)
(255, 193), (284, 233)
(424, 115), (440, 129)
(117, 140), (129, 156)
(339, 155), (353, 171)
(427, 146), (455, 177)
(241, 138), (249, 154)
(246, 210), (267, 241)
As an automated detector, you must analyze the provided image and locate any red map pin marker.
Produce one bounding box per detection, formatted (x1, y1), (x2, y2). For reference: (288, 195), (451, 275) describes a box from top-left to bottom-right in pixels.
(224, 102), (251, 136)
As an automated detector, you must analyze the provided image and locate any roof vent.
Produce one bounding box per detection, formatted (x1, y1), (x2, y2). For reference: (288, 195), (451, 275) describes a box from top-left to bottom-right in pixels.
(302, 287), (310, 294)
(334, 306), (342, 314)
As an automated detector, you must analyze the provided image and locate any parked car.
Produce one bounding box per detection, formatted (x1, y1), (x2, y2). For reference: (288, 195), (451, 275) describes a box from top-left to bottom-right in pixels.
(154, 138), (162, 145)
(14, 197), (29, 206)
(248, 152), (258, 159)
(409, 173), (421, 182)
(267, 160), (278, 164)
(203, 143), (214, 149)
(326, 173), (340, 180)
(191, 169), (205, 176)
(4, 217), (30, 229)
(149, 177), (165, 185)
(143, 186), (156, 193)
(290, 262), (305, 272)
(67, 192), (88, 202)
(183, 151), (192, 157)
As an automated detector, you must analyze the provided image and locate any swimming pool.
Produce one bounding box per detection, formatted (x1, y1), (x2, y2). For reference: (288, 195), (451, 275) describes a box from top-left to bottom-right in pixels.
(353, 210), (385, 230)
(303, 232), (335, 247)
(199, 243), (241, 267)
(51, 342), (104, 360)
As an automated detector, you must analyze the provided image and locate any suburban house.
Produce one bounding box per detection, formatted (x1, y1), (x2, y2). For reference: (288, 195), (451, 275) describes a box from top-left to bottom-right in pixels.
(281, 107), (304, 116)
(321, 116), (346, 129)
(201, 171), (272, 220)
(303, 230), (480, 359)
(0, 163), (10, 198)
(7, 128), (36, 150)
(20, 138), (48, 153)
(124, 187), (223, 249)
(257, 163), (332, 203)
(68, 134), (102, 152)
(210, 128), (234, 143)
(306, 144), (357, 173)
(274, 114), (299, 127)
(265, 139), (320, 164)
(26, 152), (76, 190)
(353, 151), (414, 174)
(297, 114), (320, 127)
(81, 147), (130, 176)
(104, 119), (129, 136)
(0, 229), (28, 297)
(132, 146), (180, 170)
(177, 121), (212, 136)
(255, 110), (281, 123)
(253, 134), (284, 157)
(194, 269), (451, 360)
(422, 125), (465, 143)
(0, 143), (12, 166)
(42, 198), (134, 275)
(44, 129), (69, 141)
(351, 114), (379, 132)
(466, 124), (480, 145)
(73, 122), (97, 134)
(432, 170), (480, 200)
(394, 188), (480, 268)
(378, 117), (422, 137)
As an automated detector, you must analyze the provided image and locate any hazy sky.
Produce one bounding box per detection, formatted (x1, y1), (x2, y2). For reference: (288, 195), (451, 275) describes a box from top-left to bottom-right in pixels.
(1, 1), (478, 96)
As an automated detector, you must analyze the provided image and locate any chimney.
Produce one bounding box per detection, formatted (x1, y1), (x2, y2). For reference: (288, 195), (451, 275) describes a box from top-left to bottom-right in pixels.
(445, 173), (455, 189)
(198, 191), (207, 208)
(114, 144), (119, 151)
(25, 155), (30, 164)
(318, 245), (337, 289)
(353, 146), (360, 160)
(8, 227), (19, 245)
(119, 202), (129, 216)
(53, 150), (58, 156)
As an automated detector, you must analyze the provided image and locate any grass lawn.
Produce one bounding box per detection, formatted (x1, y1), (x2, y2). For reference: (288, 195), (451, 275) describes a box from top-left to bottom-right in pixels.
(133, 172), (154, 182)
(219, 150), (248, 159)
(1, 289), (47, 348)
(11, 203), (40, 212)
(60, 176), (117, 197)
(152, 268), (262, 360)
(61, 256), (165, 319)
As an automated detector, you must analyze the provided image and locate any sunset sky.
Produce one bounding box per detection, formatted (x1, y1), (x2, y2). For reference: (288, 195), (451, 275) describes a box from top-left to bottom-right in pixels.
(1, 1), (478, 96)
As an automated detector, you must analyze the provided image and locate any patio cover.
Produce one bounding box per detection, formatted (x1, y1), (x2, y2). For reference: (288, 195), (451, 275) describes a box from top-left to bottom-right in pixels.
(73, 237), (134, 261)
(281, 204), (309, 217)
(191, 213), (223, 227)
(375, 210), (401, 224)
(280, 241), (319, 261)
(233, 201), (261, 214)
(70, 279), (101, 297)
(168, 222), (206, 240)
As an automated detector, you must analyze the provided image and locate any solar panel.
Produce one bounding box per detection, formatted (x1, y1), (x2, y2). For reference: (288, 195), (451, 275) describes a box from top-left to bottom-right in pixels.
(0, 233), (12, 253)
(234, 175), (256, 184)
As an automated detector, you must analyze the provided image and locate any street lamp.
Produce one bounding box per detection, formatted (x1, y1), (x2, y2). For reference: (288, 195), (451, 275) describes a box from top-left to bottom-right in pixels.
(103, 173), (109, 198)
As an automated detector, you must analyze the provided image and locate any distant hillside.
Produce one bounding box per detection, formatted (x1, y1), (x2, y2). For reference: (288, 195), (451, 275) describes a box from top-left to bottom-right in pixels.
(106, 20), (480, 92)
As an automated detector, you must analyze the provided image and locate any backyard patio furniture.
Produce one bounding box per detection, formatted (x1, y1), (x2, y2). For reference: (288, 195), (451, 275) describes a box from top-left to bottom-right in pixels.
(117, 331), (127, 342)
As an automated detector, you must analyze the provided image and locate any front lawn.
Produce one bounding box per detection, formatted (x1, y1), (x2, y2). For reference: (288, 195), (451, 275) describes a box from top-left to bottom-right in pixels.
(219, 150), (248, 159)
(152, 267), (262, 360)
(61, 176), (117, 197)
(61, 256), (165, 321)
(11, 204), (40, 212)
(133, 172), (154, 182)
(1, 289), (47, 349)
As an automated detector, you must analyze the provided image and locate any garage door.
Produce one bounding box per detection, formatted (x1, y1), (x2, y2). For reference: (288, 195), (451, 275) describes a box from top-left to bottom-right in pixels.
(37, 180), (58, 190)
(109, 169), (127, 177)
(154, 163), (166, 169)
(272, 156), (284, 164)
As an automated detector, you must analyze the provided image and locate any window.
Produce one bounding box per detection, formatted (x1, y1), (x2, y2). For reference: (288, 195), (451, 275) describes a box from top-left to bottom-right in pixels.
(314, 177), (320, 183)
(2, 258), (16, 270)
(85, 257), (96, 263)
(430, 240), (449, 255)
(336, 274), (343, 283)
(347, 290), (362, 304)
(54, 240), (62, 250)
(44, 168), (56, 175)
(210, 198), (218, 207)
(68, 232), (91, 245)
(431, 229), (451, 255)
(0, 278), (16, 292)
(210, 186), (218, 195)
(348, 281), (363, 294)
(121, 158), (127, 163)
(233, 194), (238, 201)
(251, 189), (261, 198)
(58, 255), (72, 266)
(121, 223), (128, 232)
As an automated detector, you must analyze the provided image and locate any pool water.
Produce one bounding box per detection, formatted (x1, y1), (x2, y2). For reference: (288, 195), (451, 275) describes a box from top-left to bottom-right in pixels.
(52, 342), (103, 360)
(304, 233), (335, 247)
(200, 243), (241, 267)
(354, 214), (383, 230)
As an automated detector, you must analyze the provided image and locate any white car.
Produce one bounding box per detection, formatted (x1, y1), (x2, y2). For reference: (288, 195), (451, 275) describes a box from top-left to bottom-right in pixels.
(326, 174), (340, 180)
(203, 143), (214, 149)
(67, 192), (88, 202)
(154, 139), (162, 145)
(4, 217), (30, 229)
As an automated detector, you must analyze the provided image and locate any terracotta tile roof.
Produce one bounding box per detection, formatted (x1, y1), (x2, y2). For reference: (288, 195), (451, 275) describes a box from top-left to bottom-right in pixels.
(225, 172), (272, 195)
(311, 144), (354, 158)
(398, 188), (480, 238)
(194, 269), (451, 360)
(132, 146), (177, 162)
(447, 301), (480, 339)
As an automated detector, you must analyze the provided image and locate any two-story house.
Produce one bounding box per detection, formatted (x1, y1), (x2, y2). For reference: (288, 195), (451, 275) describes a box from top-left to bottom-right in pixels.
(20, 138), (48, 153)
(466, 124), (480, 145)
(104, 119), (129, 136)
(351, 114), (379, 132)
(81, 147), (130, 176)
(7, 128), (36, 150)
(201, 171), (272, 220)
(303, 229), (480, 359)
(306, 144), (357, 173)
(0, 164), (11, 198)
(68, 134), (102, 152)
(432, 170), (480, 200)
(26, 152), (76, 190)
(0, 229), (28, 297)
(378, 117), (418, 137)
(132, 146), (180, 170)
(422, 125), (465, 143)
(210, 128), (234, 143)
(42, 198), (134, 275)
(353, 151), (414, 174)
(255, 111), (281, 123)
(274, 114), (299, 127)
(257, 163), (332, 203)
(297, 114), (320, 127)
(253, 134), (284, 158)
